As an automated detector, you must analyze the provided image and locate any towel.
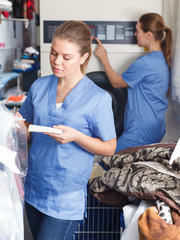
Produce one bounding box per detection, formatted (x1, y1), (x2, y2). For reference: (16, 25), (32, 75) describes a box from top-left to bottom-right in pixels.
(138, 206), (180, 240)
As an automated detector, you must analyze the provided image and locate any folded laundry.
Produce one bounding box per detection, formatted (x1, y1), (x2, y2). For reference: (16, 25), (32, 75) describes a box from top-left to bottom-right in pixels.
(6, 94), (24, 102)
(0, 0), (12, 7)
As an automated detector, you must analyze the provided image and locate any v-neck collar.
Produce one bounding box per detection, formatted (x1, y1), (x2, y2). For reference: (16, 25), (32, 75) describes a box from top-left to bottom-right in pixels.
(48, 74), (86, 116)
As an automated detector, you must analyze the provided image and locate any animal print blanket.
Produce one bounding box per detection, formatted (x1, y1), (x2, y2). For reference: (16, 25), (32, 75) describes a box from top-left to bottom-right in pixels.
(89, 142), (180, 214)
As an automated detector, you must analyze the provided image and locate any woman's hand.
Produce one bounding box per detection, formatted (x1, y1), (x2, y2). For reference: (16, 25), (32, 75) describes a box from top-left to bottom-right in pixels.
(14, 112), (31, 142)
(14, 112), (26, 128)
(95, 38), (108, 64)
(44, 125), (116, 156)
(95, 37), (128, 89)
(43, 125), (79, 144)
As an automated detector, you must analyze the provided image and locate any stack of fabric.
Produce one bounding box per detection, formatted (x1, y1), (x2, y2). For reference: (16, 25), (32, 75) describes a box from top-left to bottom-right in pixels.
(89, 142), (180, 240)
(22, 46), (39, 64)
(13, 46), (40, 72)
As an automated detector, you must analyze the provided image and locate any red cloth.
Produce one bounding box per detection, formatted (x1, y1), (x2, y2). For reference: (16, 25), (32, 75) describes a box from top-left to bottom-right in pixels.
(2, 12), (10, 18)
(27, 0), (35, 20)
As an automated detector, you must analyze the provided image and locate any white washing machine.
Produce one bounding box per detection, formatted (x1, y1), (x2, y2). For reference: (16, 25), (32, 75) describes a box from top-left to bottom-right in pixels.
(39, 0), (164, 76)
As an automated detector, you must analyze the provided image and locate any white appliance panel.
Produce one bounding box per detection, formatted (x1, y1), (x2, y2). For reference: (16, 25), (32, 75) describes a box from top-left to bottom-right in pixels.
(40, 0), (163, 76)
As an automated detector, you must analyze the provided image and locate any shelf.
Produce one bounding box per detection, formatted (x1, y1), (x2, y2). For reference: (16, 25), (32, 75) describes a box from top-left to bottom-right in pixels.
(0, 47), (13, 50)
(0, 17), (29, 28)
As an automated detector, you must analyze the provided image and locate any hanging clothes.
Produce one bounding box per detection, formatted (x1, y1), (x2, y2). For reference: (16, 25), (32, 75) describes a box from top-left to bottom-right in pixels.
(11, 0), (24, 18)
(24, 0), (35, 20)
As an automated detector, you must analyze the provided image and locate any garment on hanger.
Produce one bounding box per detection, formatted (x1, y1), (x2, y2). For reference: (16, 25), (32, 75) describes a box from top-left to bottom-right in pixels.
(11, 0), (24, 18)
(25, 0), (35, 20)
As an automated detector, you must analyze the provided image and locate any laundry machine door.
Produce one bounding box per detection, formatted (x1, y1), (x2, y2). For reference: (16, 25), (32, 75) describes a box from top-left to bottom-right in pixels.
(86, 71), (127, 138)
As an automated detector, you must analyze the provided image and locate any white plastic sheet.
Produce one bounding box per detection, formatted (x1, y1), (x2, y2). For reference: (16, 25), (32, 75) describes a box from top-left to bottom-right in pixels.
(0, 102), (28, 239)
(0, 102), (28, 178)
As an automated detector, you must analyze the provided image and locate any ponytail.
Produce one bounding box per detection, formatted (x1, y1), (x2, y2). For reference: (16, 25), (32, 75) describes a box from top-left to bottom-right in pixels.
(161, 27), (172, 67)
(139, 13), (172, 67)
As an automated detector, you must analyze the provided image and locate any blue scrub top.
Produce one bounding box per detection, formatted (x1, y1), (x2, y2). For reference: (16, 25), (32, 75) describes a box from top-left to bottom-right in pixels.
(19, 75), (116, 220)
(116, 51), (170, 151)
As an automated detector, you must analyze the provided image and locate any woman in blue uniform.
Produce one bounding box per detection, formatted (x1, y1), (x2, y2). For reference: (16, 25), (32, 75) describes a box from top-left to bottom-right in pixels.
(17, 21), (116, 240)
(95, 13), (172, 152)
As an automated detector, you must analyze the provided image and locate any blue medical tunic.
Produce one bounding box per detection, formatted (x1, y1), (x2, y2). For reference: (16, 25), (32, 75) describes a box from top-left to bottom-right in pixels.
(116, 51), (170, 152)
(19, 75), (116, 220)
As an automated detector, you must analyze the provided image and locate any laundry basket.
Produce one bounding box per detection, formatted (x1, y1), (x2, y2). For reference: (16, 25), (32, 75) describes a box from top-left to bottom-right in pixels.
(72, 190), (122, 240)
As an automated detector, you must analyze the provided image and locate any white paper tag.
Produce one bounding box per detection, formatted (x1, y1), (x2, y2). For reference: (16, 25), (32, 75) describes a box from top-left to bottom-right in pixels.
(169, 138), (180, 165)
(28, 124), (63, 134)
